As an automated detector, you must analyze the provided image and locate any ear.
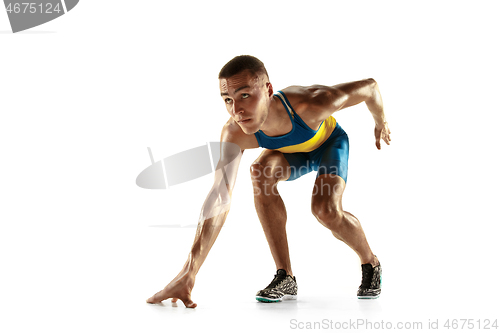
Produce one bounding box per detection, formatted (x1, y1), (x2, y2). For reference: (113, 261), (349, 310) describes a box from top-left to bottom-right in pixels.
(266, 82), (274, 98)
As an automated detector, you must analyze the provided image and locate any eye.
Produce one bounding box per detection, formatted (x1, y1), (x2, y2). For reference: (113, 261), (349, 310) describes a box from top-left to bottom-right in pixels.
(242, 93), (250, 99)
(224, 98), (232, 104)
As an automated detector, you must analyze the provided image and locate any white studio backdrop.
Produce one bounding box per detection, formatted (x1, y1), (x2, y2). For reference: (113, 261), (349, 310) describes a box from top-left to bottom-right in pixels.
(1, 1), (499, 332)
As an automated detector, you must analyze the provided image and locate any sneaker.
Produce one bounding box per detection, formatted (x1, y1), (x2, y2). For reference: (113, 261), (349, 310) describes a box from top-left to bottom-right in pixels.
(357, 259), (382, 299)
(256, 269), (298, 303)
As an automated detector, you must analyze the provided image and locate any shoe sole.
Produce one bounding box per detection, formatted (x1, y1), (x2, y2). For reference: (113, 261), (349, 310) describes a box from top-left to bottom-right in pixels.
(357, 295), (380, 299)
(256, 295), (297, 303)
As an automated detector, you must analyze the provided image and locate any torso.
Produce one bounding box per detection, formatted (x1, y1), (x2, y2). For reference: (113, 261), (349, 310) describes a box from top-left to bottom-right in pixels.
(224, 86), (335, 152)
(253, 90), (337, 154)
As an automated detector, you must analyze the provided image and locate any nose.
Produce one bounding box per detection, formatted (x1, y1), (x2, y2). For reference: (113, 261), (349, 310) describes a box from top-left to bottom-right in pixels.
(232, 100), (244, 116)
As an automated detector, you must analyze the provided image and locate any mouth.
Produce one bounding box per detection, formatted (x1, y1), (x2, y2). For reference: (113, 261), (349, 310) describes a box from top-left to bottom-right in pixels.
(238, 118), (251, 124)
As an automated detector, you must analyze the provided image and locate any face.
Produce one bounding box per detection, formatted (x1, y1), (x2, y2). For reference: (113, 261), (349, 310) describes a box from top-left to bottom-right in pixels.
(219, 70), (273, 134)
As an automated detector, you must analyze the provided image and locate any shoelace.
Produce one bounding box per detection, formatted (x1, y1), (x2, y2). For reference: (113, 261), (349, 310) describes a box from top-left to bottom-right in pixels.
(265, 274), (287, 289)
(360, 266), (374, 288)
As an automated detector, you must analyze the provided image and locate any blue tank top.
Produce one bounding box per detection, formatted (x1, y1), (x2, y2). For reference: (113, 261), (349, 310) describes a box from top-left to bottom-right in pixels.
(254, 91), (337, 153)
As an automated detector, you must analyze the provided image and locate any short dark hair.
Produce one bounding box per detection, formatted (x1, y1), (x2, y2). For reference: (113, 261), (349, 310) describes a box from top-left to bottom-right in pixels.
(218, 55), (269, 81)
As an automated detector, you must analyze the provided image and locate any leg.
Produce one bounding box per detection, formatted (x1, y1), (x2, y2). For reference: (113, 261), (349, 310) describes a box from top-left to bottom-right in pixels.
(311, 174), (378, 266)
(250, 149), (294, 276)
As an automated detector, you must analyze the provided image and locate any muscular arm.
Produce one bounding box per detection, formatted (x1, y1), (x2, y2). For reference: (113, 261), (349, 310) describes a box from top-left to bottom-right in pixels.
(303, 79), (384, 124)
(292, 79), (390, 149)
(147, 121), (247, 307)
(187, 133), (243, 275)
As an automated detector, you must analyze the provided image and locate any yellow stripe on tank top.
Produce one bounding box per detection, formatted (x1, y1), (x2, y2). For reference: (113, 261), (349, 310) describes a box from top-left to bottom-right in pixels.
(276, 116), (337, 153)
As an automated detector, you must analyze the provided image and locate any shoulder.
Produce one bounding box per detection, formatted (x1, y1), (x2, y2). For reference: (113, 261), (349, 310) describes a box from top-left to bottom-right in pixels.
(281, 85), (345, 108)
(281, 79), (377, 115)
(221, 118), (259, 152)
(282, 79), (377, 98)
(279, 85), (344, 120)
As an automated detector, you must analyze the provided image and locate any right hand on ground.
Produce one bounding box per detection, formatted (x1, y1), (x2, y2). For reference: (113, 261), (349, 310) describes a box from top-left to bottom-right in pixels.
(146, 274), (197, 308)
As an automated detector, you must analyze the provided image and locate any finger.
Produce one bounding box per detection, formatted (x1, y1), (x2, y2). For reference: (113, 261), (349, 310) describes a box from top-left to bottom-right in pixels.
(181, 296), (197, 308)
(376, 139), (381, 150)
(186, 301), (197, 308)
(171, 298), (179, 303)
(146, 291), (164, 304)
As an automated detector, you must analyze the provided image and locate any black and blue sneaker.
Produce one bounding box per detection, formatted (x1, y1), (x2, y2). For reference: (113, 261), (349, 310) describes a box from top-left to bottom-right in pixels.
(357, 260), (382, 299)
(256, 269), (298, 303)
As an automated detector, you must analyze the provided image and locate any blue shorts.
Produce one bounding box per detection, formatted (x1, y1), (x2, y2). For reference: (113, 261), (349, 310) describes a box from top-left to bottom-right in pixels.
(283, 122), (349, 183)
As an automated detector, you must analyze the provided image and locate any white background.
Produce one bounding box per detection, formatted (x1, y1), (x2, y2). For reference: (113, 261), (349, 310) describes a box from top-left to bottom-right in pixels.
(1, 1), (499, 332)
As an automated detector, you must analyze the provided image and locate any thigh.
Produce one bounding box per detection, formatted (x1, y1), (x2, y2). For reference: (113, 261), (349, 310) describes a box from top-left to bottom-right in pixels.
(252, 149), (292, 181)
(282, 151), (315, 181)
(311, 173), (346, 212)
(314, 126), (349, 183)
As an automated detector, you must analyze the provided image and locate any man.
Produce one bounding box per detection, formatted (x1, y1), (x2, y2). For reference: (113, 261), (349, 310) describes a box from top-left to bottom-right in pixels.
(146, 55), (390, 308)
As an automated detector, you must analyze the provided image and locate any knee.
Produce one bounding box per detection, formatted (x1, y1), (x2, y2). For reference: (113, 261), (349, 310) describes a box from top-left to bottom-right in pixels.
(311, 200), (344, 229)
(250, 152), (283, 185)
(250, 164), (278, 195)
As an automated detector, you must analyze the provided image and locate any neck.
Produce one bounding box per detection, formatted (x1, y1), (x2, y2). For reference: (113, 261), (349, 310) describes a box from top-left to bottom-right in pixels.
(259, 97), (284, 134)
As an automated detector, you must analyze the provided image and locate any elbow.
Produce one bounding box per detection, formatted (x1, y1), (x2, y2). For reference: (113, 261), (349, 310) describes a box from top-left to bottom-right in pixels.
(200, 188), (232, 220)
(366, 78), (380, 100)
(211, 186), (232, 206)
(219, 190), (232, 206)
(366, 78), (378, 87)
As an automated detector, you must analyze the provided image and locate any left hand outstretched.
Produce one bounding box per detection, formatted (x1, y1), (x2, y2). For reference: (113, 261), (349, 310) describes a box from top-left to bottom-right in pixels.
(375, 122), (391, 150)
